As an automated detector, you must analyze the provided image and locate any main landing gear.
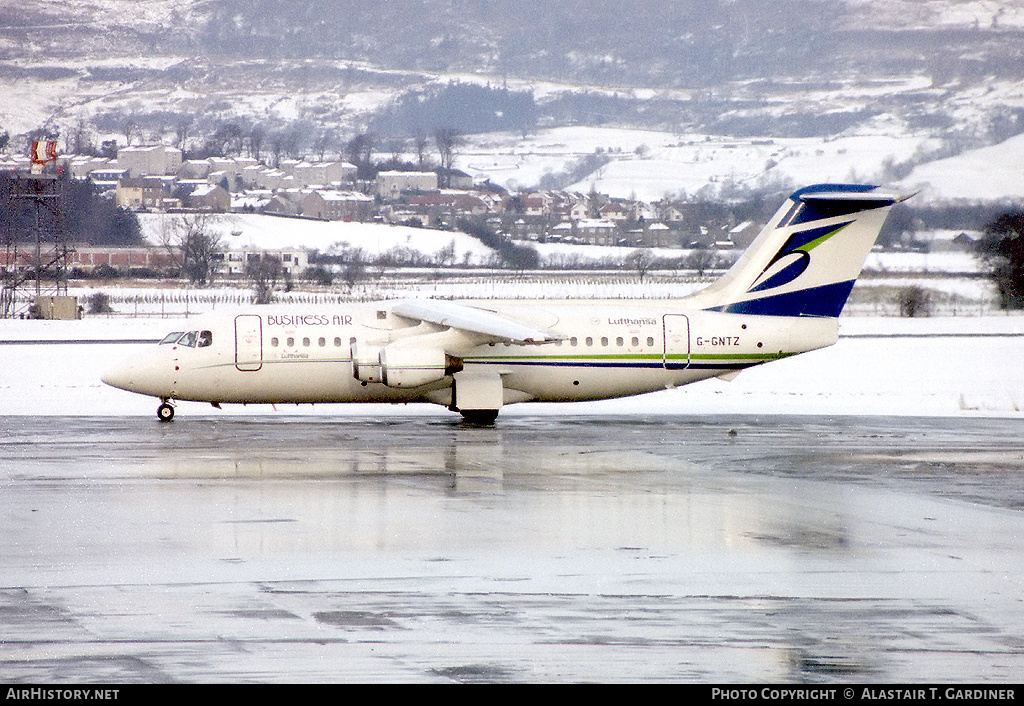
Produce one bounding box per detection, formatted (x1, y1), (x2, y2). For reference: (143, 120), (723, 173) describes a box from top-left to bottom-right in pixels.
(157, 400), (175, 422)
(460, 409), (499, 425)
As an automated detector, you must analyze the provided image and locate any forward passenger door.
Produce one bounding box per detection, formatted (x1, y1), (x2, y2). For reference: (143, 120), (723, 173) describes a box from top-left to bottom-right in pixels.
(234, 315), (263, 372)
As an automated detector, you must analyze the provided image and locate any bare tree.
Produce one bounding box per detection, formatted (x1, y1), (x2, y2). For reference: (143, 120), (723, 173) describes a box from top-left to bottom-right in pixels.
(249, 124), (265, 162)
(346, 132), (375, 179)
(685, 248), (717, 278)
(269, 133), (284, 168)
(625, 249), (654, 283)
(434, 128), (463, 187)
(281, 129), (302, 160)
(122, 118), (137, 147)
(174, 117), (193, 152)
(435, 239), (456, 267)
(313, 128), (335, 161)
(206, 122), (244, 157)
(898, 285), (931, 317)
(414, 130), (431, 169)
(247, 254), (282, 304)
(158, 214), (224, 287)
(67, 120), (91, 155)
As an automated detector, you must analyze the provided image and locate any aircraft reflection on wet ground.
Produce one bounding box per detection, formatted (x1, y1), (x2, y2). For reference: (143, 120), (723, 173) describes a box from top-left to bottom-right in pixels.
(2, 414), (1023, 682)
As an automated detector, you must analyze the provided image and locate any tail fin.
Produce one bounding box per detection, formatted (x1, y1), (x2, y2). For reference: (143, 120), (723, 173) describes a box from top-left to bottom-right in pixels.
(687, 184), (907, 317)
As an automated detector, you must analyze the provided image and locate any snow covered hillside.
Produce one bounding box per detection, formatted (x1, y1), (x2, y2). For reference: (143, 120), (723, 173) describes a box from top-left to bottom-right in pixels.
(460, 123), (1024, 204)
(5, 1), (1024, 206)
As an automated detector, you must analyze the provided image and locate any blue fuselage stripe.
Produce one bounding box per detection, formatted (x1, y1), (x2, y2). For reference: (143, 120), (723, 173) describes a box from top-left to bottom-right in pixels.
(468, 359), (752, 370)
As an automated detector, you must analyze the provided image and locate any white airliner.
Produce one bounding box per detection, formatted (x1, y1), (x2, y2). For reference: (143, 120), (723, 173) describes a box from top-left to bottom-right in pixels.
(103, 183), (906, 423)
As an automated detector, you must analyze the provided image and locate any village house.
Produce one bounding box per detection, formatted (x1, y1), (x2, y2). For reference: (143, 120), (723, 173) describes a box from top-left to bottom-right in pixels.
(574, 218), (621, 246)
(187, 184), (231, 212)
(599, 200), (632, 222)
(407, 192), (491, 218)
(117, 145), (182, 178)
(654, 201), (687, 225)
(231, 192), (272, 213)
(437, 167), (474, 190)
(222, 247), (308, 277)
(292, 161), (358, 187)
(115, 177), (176, 211)
(301, 190), (375, 221)
(68, 156), (113, 179)
(521, 192), (550, 217)
(642, 222), (674, 248)
(569, 199), (589, 221)
(177, 159), (211, 180)
(376, 171), (438, 200)
(262, 189), (309, 216)
(87, 168), (129, 193)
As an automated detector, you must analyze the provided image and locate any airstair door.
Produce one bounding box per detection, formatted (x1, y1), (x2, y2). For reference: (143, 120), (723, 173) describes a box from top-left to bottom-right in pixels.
(663, 314), (690, 370)
(234, 314), (263, 372)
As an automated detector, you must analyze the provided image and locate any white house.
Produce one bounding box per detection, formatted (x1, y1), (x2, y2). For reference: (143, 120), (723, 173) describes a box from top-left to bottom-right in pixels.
(376, 171), (438, 200)
(117, 145), (182, 177)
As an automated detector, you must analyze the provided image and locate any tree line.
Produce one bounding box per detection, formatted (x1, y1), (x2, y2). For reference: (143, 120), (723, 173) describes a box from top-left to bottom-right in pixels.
(0, 173), (142, 247)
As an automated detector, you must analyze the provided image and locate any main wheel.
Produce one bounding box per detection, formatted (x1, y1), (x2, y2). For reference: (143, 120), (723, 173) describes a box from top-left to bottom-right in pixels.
(460, 409), (499, 425)
(157, 402), (175, 422)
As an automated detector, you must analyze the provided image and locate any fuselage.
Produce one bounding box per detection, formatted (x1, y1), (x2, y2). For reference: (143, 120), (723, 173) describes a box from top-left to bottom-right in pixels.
(102, 299), (839, 409)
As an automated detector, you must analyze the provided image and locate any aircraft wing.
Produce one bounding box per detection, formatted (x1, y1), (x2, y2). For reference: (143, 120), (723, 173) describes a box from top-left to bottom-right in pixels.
(390, 298), (563, 344)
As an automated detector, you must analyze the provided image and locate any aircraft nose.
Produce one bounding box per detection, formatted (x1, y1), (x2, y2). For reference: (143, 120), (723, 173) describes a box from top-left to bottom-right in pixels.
(101, 359), (136, 391)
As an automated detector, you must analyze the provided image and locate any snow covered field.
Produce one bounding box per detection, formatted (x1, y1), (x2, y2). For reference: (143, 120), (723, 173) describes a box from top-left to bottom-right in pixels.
(2, 313), (1022, 419)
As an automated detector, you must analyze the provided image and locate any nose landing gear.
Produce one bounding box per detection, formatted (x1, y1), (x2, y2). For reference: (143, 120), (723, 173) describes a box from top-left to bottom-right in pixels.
(157, 400), (175, 422)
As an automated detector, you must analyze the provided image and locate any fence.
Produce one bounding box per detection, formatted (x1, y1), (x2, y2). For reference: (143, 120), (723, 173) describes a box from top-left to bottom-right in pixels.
(5, 270), (1005, 318)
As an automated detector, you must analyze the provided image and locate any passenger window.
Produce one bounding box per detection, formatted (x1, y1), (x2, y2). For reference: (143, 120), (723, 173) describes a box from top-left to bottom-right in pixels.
(303, 337), (310, 347)
(632, 337), (639, 347)
(271, 337), (279, 347)
(585, 337), (593, 346)
(601, 337), (608, 346)
(160, 332), (185, 344)
(570, 337), (578, 347)
(319, 337), (326, 347)
(287, 337), (294, 347)
(334, 337), (342, 347)
(198, 331), (213, 347)
(647, 337), (655, 347)
(617, 337), (624, 347)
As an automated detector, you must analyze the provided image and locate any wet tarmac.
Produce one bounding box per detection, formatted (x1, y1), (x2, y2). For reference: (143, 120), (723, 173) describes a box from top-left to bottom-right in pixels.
(2, 414), (1024, 683)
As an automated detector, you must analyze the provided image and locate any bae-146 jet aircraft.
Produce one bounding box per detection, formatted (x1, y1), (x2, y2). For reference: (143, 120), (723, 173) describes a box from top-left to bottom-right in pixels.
(103, 183), (907, 423)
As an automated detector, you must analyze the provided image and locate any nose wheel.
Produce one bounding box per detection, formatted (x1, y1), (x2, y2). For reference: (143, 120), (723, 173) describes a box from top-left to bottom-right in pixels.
(157, 401), (175, 422)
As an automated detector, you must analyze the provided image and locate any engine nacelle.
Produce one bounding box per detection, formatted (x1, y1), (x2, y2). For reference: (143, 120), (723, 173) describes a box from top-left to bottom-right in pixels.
(351, 342), (383, 384)
(380, 346), (460, 388)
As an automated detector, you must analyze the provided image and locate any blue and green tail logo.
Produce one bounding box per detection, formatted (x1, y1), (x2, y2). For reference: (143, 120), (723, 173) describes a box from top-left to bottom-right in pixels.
(707, 184), (901, 318)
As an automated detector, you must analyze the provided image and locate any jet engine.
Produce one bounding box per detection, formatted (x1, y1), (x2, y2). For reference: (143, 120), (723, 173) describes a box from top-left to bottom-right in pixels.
(351, 342), (383, 384)
(353, 342), (463, 388)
